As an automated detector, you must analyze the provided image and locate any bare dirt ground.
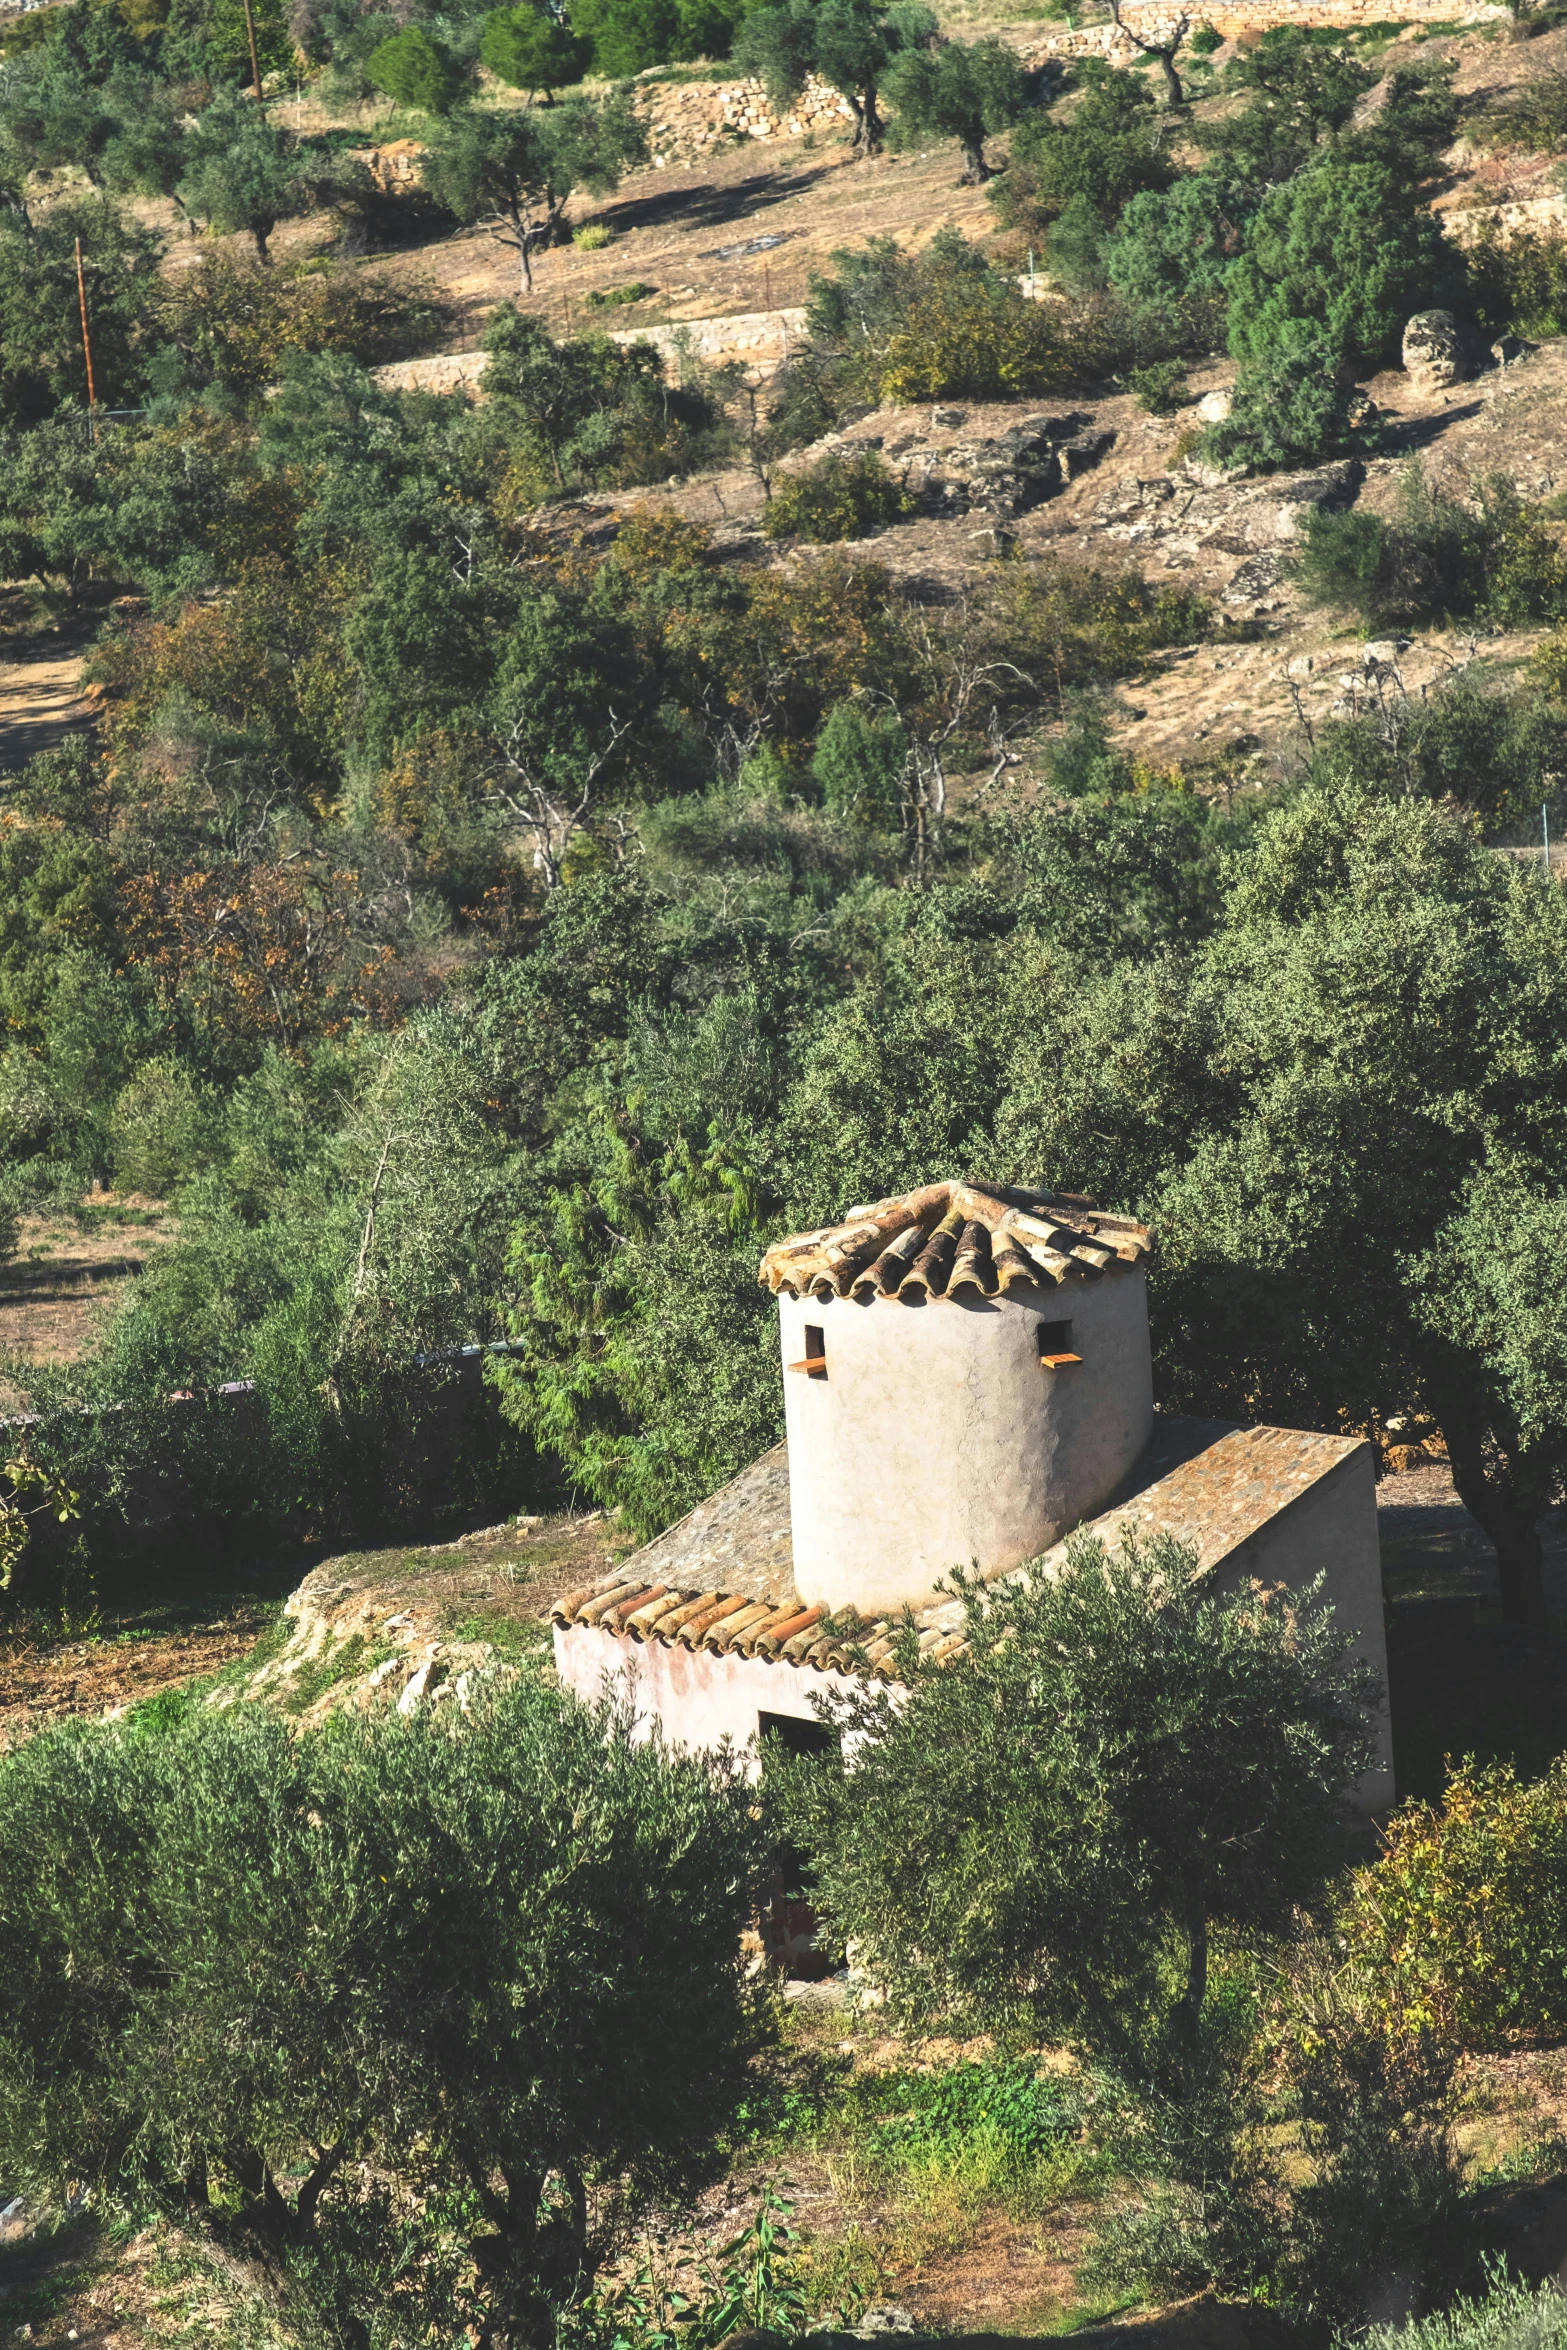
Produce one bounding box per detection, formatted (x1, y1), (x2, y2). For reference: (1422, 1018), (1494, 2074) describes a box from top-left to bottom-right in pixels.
(0, 1204), (174, 1401)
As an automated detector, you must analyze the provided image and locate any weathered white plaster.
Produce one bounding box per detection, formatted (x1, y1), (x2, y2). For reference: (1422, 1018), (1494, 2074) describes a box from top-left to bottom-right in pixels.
(1207, 1443), (1395, 1810)
(553, 1621), (868, 1762)
(780, 1273), (1154, 1617)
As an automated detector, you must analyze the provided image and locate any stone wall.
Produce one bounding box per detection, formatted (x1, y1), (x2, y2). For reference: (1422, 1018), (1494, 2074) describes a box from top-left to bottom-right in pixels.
(1017, 0), (1503, 60)
(637, 71), (855, 166)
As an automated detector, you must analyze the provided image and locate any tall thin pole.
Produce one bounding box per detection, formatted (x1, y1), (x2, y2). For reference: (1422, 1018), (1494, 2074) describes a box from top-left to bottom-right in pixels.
(242, 0), (265, 107)
(1545, 800), (1552, 879)
(74, 237), (97, 444)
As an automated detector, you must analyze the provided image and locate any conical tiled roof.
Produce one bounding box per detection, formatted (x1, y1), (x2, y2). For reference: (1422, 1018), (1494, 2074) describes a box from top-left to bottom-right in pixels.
(758, 1180), (1151, 1305)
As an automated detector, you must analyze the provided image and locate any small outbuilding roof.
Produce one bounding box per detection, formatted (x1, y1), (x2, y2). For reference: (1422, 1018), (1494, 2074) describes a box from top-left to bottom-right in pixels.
(758, 1180), (1152, 1305)
(551, 1417), (1366, 1685)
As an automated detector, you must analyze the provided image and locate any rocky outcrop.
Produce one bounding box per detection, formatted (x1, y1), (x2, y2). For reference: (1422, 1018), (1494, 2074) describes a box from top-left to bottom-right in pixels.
(892, 413), (1116, 521)
(1093, 457), (1362, 610)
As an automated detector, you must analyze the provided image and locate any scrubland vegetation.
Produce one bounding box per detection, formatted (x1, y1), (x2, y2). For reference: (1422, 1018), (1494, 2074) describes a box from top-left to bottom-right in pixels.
(9, 0), (1567, 2341)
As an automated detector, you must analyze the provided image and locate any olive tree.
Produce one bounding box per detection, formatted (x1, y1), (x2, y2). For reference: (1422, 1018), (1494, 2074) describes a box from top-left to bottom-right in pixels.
(783, 1528), (1376, 2053)
(735, 0), (938, 160)
(0, 1680), (765, 2343)
(421, 91), (647, 289)
(882, 34), (1030, 183)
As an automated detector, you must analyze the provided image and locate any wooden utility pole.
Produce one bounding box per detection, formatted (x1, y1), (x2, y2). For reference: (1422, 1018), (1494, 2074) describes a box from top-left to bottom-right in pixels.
(74, 236), (97, 443)
(242, 0), (265, 106)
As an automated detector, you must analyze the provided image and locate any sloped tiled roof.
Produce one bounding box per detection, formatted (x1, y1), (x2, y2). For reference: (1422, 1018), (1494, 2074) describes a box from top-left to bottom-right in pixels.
(550, 1418), (1365, 1684)
(758, 1180), (1152, 1305)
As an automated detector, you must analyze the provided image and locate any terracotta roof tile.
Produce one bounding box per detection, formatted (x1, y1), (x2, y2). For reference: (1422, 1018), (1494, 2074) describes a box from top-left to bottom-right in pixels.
(760, 1180), (1152, 1304)
(550, 1416), (1368, 1686)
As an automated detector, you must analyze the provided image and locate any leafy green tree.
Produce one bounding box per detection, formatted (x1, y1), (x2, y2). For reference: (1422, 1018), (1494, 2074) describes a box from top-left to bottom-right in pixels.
(995, 777), (1567, 1626)
(782, 1528), (1376, 2047)
(568, 0), (745, 74)
(0, 196), (161, 424)
(177, 89), (308, 261)
(990, 70), (1171, 233)
(882, 34), (1029, 182)
(1205, 25), (1372, 187)
(1102, 169), (1252, 332)
(366, 24), (467, 111)
(420, 92), (647, 289)
(479, 3), (592, 99)
(735, 0), (939, 160)
(0, 1680), (764, 2345)
(1225, 159), (1451, 367)
(340, 1677), (765, 2339)
(812, 700), (906, 826)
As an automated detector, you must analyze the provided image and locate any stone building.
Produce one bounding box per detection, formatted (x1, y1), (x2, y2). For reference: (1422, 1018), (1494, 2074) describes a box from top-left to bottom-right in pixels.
(552, 1179), (1393, 1812)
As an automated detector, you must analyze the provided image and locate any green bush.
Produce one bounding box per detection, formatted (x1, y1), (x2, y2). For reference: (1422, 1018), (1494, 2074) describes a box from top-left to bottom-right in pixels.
(779, 1525), (1377, 2047)
(1467, 223), (1567, 336)
(811, 699), (907, 824)
(479, 2), (593, 98)
(366, 25), (467, 111)
(574, 221), (614, 250)
(1297, 467), (1567, 628)
(1465, 68), (1567, 152)
(585, 280), (656, 308)
(1189, 21), (1223, 52)
(802, 229), (1113, 404)
(1225, 160), (1451, 370)
(1130, 357), (1187, 413)
(762, 449), (913, 542)
(991, 72), (1172, 235)
(0, 1682), (765, 2343)
(1197, 336), (1372, 473)
(1361, 2272), (1567, 2350)
(1341, 1756), (1567, 2049)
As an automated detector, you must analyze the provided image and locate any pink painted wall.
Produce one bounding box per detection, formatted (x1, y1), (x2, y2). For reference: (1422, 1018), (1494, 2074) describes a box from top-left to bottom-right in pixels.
(553, 1622), (870, 1762)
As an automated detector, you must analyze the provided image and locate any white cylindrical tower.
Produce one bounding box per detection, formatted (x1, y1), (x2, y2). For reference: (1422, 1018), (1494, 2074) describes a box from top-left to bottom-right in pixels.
(762, 1181), (1154, 1620)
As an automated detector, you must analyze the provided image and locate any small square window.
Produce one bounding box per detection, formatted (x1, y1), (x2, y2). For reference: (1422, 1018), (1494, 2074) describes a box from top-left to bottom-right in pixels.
(790, 1324), (828, 1377)
(1037, 1319), (1082, 1370)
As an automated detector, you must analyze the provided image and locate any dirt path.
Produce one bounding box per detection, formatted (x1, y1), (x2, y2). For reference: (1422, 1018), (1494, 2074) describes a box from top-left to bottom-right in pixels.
(0, 614), (99, 774)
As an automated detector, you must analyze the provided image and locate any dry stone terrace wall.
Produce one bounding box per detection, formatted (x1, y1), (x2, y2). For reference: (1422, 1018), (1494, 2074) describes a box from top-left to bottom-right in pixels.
(639, 71), (855, 166)
(1017, 0), (1503, 60)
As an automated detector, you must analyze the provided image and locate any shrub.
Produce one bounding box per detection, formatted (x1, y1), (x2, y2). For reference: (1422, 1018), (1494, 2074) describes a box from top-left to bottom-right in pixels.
(991, 71), (1172, 235)
(1102, 172), (1252, 343)
(1189, 20), (1223, 52)
(574, 220), (614, 249)
(154, 253), (447, 402)
(804, 229), (1113, 404)
(1225, 160), (1452, 370)
(1339, 1756), (1567, 2049)
(1197, 336), (1372, 473)
(1465, 68), (1567, 152)
(1467, 223), (1567, 336)
(1297, 467), (1567, 627)
(1361, 2272), (1567, 2350)
(585, 280), (655, 308)
(763, 449), (914, 542)
(479, 2), (593, 99)
(1130, 358), (1187, 412)
(811, 699), (907, 824)
(366, 24), (467, 111)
